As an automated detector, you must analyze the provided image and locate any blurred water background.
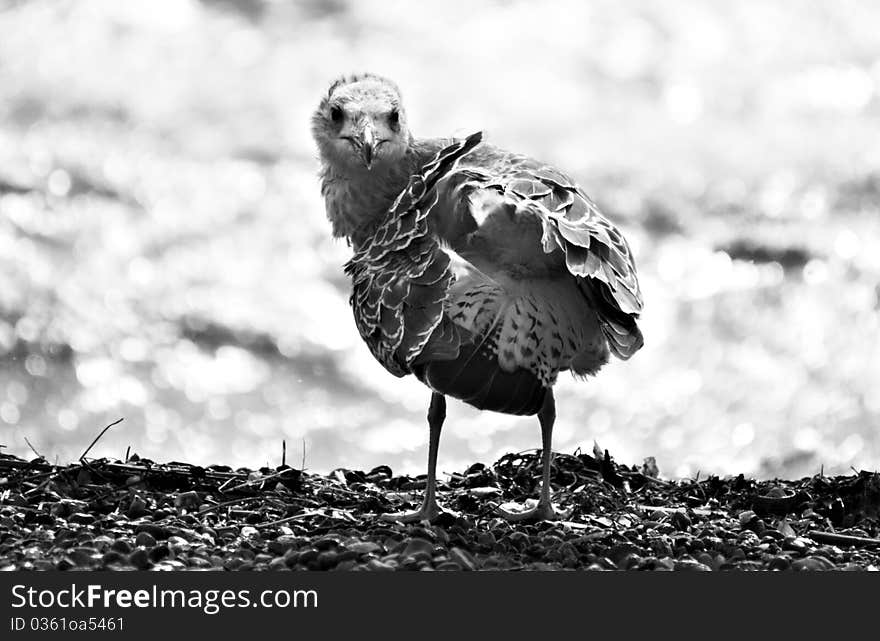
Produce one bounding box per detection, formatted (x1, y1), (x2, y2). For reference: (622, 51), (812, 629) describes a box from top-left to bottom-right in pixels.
(1, 0), (879, 479)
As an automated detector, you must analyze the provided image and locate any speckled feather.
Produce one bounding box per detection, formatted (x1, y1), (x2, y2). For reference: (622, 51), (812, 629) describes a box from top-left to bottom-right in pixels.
(344, 133), (484, 376)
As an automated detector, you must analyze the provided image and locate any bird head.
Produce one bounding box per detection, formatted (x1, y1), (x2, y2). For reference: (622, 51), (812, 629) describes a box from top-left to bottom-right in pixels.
(312, 74), (411, 173)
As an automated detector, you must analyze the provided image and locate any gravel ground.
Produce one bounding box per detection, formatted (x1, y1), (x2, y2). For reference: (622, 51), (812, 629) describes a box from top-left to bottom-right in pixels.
(1, 448), (878, 571)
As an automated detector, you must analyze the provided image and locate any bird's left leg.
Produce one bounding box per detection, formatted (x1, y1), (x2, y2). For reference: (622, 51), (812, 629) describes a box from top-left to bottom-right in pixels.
(496, 389), (566, 522)
(381, 392), (447, 523)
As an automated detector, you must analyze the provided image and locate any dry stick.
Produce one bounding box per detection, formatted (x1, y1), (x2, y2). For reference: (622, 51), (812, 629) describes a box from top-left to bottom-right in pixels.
(301, 438), (306, 471)
(196, 497), (262, 516)
(79, 418), (124, 461)
(808, 531), (880, 548)
(225, 467), (299, 493)
(124, 446), (131, 464)
(24, 437), (44, 459)
(635, 503), (723, 517)
(255, 510), (326, 529)
(282, 440), (286, 468)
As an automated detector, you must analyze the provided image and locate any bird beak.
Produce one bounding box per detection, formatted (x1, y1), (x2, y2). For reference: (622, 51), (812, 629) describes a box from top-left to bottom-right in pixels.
(361, 124), (375, 170)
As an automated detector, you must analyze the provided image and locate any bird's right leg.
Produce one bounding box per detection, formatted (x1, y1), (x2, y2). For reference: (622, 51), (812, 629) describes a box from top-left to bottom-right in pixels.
(496, 390), (566, 522)
(380, 392), (446, 523)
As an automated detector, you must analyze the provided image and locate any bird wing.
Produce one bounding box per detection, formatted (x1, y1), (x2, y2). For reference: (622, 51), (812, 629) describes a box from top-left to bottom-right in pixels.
(453, 156), (644, 359)
(344, 132), (484, 376)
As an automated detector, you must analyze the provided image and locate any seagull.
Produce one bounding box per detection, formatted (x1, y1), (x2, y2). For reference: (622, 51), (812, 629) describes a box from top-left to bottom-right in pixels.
(312, 74), (644, 522)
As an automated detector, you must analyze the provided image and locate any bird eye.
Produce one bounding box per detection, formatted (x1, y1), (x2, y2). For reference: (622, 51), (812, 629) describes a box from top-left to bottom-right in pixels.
(330, 105), (343, 123)
(388, 109), (400, 128)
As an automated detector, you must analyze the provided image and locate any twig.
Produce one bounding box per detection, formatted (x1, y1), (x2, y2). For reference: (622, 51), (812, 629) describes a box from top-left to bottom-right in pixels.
(24, 437), (44, 459)
(225, 468), (300, 493)
(196, 497), (262, 516)
(282, 439), (286, 467)
(635, 504), (724, 517)
(255, 510), (325, 529)
(79, 418), (124, 461)
(808, 531), (880, 548)
(124, 446), (131, 464)
(301, 438), (306, 471)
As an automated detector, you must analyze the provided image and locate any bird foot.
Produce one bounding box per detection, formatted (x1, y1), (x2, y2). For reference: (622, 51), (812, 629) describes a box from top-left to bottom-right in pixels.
(495, 499), (571, 522)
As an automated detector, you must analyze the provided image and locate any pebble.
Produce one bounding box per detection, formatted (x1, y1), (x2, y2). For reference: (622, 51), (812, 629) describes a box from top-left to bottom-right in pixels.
(367, 559), (396, 572)
(128, 548), (152, 570)
(349, 541), (383, 555)
(316, 551), (339, 570)
(102, 551), (127, 566)
(671, 511), (692, 531)
(149, 544), (171, 563)
(402, 537), (434, 557)
(449, 547), (477, 571)
(135, 524), (169, 540)
(792, 557), (832, 571)
(314, 536), (341, 551)
(68, 513), (95, 525)
(127, 496), (148, 518)
(111, 539), (132, 554)
(476, 531), (496, 548)
(69, 547), (98, 566)
(134, 531), (157, 548)
(674, 558), (711, 572)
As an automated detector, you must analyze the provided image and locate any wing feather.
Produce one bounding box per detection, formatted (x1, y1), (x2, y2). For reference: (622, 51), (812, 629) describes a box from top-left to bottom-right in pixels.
(344, 132), (483, 375)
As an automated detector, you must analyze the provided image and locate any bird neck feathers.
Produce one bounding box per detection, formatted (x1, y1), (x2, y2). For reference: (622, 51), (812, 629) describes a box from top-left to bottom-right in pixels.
(318, 140), (446, 249)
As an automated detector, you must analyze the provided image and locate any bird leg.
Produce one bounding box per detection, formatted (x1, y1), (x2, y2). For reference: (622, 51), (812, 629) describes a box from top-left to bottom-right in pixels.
(496, 390), (564, 522)
(381, 392), (447, 523)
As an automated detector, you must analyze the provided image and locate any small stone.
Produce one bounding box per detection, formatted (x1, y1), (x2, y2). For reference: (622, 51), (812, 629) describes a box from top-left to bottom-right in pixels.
(436, 561), (462, 571)
(367, 559), (396, 572)
(102, 551), (126, 566)
(135, 524), (169, 540)
(783, 537), (807, 553)
(129, 548), (152, 570)
(738, 510), (758, 527)
(314, 536), (340, 551)
(674, 558), (711, 571)
(792, 557), (829, 571)
(68, 512), (95, 525)
(476, 531), (496, 548)
(240, 526), (259, 539)
(128, 496), (148, 518)
(349, 541), (383, 555)
(608, 543), (641, 564)
(297, 548), (319, 566)
(69, 547), (98, 566)
(671, 511), (692, 531)
(268, 557), (289, 571)
(767, 556), (790, 571)
(149, 544), (171, 563)
(174, 491), (200, 510)
(267, 534), (302, 555)
(316, 551), (339, 570)
(110, 539), (131, 554)
(402, 537), (434, 557)
(696, 552), (716, 569)
(134, 531), (157, 548)
(505, 531), (530, 551)
(449, 547), (477, 571)
(617, 553), (641, 570)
